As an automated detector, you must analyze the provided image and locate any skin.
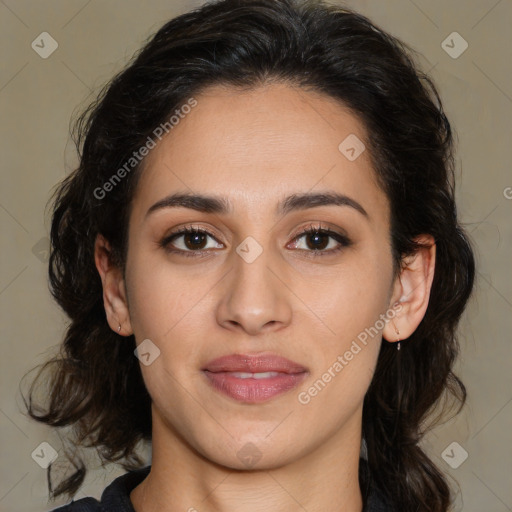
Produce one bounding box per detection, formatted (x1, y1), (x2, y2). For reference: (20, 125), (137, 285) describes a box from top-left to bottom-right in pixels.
(95, 82), (435, 512)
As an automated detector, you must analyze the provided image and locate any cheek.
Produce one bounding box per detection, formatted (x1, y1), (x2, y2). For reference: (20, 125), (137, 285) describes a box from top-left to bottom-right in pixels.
(125, 250), (206, 340)
(296, 248), (392, 402)
(296, 281), (387, 421)
(303, 248), (393, 345)
(124, 250), (217, 395)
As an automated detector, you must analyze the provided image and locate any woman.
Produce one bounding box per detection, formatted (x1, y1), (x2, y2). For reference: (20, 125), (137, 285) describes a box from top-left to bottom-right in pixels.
(24, 0), (475, 511)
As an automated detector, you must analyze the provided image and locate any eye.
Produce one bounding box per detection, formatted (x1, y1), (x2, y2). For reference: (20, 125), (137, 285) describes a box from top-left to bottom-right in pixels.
(288, 223), (352, 257)
(160, 226), (223, 257)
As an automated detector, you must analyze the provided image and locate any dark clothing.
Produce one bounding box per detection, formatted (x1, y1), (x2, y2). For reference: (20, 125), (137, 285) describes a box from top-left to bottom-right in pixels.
(51, 458), (393, 511)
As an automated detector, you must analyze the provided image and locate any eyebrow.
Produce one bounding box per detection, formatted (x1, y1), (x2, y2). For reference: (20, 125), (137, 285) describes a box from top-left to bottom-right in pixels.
(146, 191), (369, 219)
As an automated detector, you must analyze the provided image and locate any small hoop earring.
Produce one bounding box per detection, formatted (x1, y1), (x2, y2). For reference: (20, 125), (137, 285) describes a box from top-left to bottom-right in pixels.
(392, 320), (400, 351)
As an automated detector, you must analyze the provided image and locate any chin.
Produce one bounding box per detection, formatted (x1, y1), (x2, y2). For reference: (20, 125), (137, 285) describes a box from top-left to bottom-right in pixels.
(196, 431), (306, 471)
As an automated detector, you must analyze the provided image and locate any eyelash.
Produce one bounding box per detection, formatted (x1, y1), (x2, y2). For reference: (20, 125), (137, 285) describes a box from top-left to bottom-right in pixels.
(159, 223), (352, 259)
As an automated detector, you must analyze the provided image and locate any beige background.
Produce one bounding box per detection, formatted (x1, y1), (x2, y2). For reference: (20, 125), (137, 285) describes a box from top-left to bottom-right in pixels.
(1, 1), (511, 511)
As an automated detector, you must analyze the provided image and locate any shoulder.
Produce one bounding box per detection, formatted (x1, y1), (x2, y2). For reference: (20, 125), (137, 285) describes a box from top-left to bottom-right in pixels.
(49, 497), (101, 511)
(47, 465), (151, 512)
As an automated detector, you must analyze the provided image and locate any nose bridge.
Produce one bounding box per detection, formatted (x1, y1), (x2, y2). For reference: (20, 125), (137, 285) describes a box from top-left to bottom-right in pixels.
(216, 233), (292, 334)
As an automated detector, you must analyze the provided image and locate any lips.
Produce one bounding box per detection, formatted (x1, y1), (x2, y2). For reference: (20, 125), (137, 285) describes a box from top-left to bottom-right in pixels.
(202, 353), (308, 403)
(202, 353), (307, 374)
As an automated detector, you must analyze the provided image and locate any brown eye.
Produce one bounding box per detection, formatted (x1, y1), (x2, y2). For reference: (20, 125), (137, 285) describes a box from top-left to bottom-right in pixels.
(303, 231), (331, 250)
(290, 225), (352, 256)
(182, 231), (208, 250)
(160, 227), (223, 257)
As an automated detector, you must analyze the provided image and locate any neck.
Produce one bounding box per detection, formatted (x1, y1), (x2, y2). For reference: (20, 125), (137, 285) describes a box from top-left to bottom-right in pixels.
(131, 410), (364, 512)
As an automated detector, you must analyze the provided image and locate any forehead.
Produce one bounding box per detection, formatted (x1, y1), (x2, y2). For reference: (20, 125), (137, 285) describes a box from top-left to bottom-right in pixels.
(131, 82), (388, 225)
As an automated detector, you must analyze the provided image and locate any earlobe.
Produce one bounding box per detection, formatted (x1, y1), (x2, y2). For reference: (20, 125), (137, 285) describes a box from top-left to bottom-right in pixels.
(94, 234), (133, 336)
(383, 235), (436, 344)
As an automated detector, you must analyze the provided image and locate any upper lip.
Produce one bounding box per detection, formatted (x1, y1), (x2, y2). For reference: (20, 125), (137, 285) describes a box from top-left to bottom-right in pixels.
(202, 353), (308, 374)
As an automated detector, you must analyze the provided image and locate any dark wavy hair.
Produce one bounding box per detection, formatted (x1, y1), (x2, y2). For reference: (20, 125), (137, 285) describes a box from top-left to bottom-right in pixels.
(23, 0), (476, 510)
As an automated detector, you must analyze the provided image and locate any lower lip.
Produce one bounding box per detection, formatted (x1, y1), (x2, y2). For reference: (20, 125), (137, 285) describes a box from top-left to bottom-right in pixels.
(202, 371), (307, 403)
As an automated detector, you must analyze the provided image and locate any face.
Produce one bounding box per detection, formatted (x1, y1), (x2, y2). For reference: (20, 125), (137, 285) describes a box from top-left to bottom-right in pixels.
(122, 83), (400, 469)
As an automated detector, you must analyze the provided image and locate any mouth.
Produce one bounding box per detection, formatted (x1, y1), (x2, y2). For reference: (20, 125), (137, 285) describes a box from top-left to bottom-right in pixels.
(201, 353), (308, 403)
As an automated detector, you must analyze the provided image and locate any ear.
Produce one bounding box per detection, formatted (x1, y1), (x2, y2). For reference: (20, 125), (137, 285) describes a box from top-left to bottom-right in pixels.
(94, 234), (133, 336)
(383, 234), (436, 344)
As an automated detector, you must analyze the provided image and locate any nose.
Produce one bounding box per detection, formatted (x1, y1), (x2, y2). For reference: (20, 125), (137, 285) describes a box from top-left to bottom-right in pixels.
(215, 246), (293, 336)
